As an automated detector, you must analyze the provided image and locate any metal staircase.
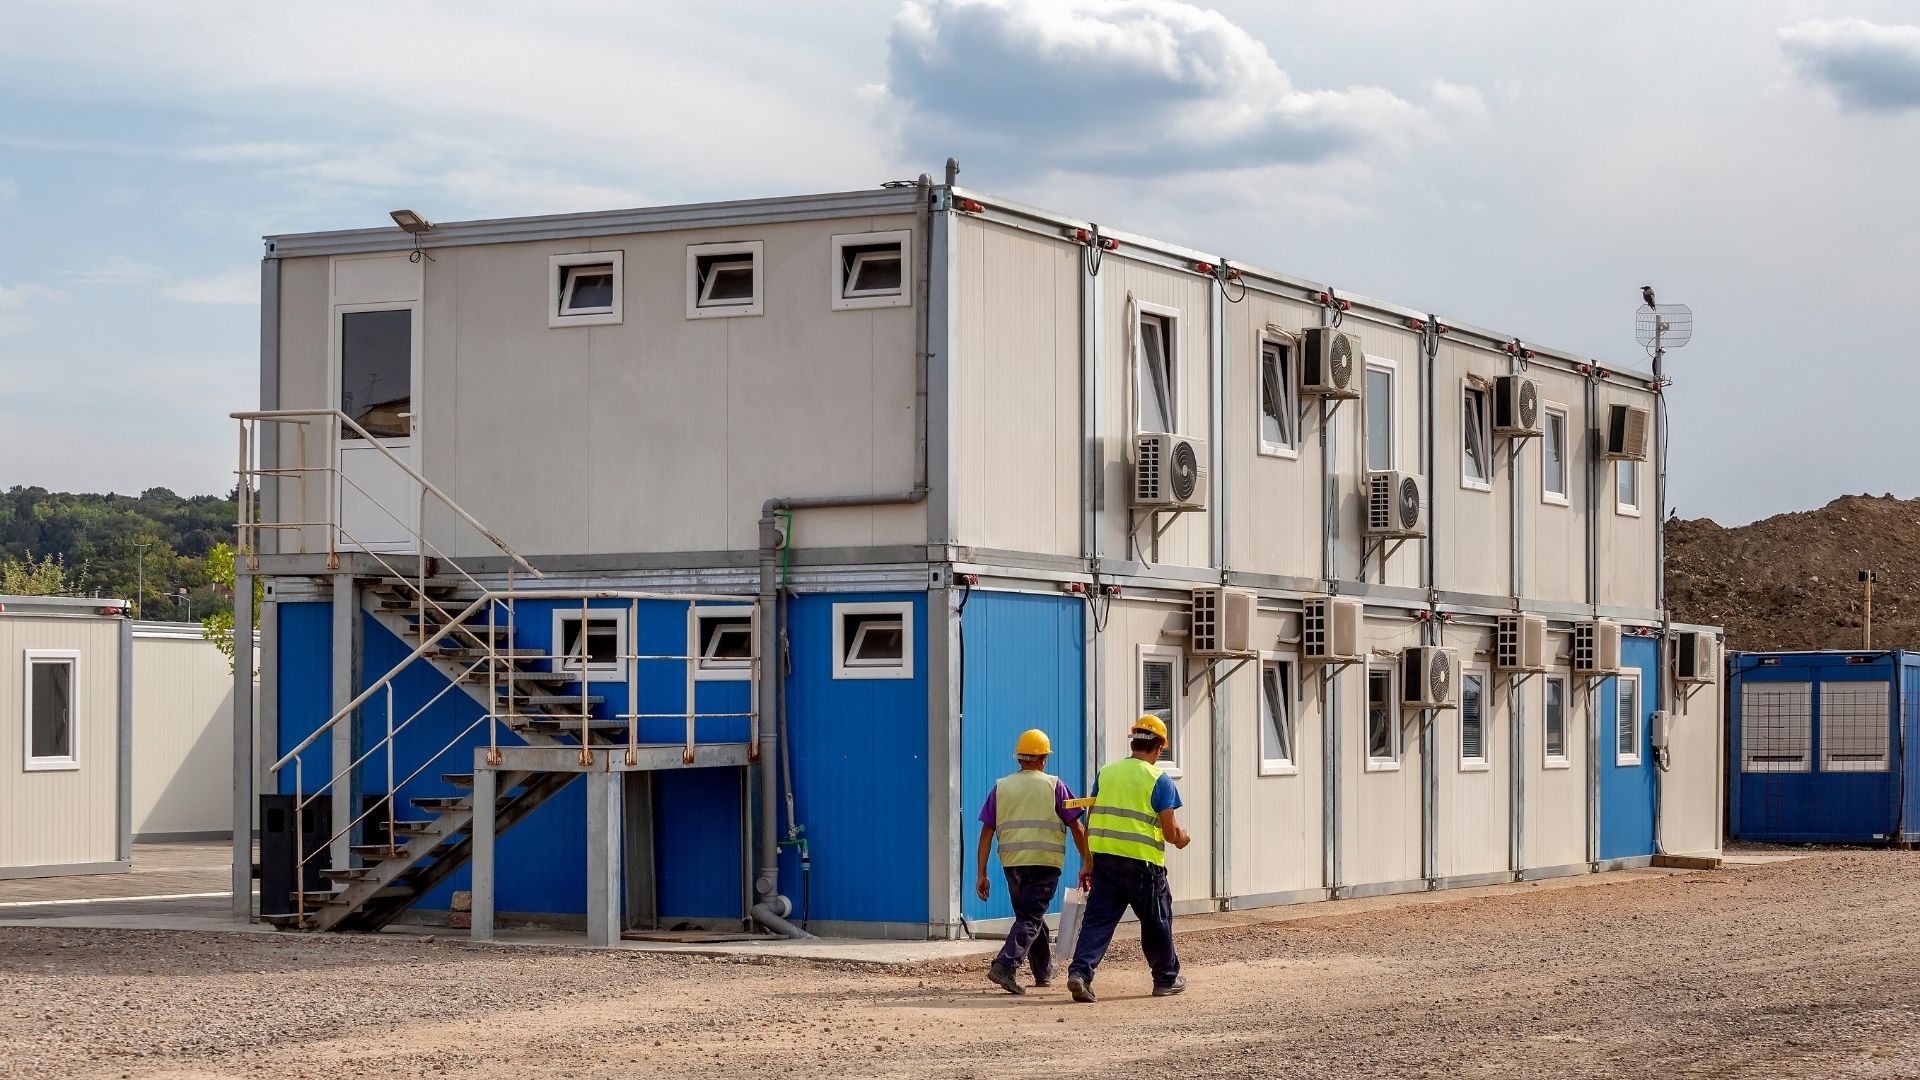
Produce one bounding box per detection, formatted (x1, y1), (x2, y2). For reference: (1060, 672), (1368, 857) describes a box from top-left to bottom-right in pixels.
(236, 409), (762, 938)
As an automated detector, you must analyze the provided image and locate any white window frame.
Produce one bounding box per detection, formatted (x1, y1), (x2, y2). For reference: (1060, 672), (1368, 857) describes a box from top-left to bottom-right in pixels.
(547, 251), (623, 328)
(24, 649), (81, 772)
(1615, 459), (1641, 517)
(831, 601), (914, 681)
(1365, 664), (1401, 772)
(1459, 667), (1491, 771)
(551, 608), (629, 677)
(830, 230), (911, 311)
(1541, 402), (1570, 507)
(693, 605), (756, 683)
(1461, 379), (1492, 492)
(1133, 301), (1181, 436)
(1614, 673), (1641, 767)
(1137, 643), (1185, 778)
(686, 240), (764, 319)
(1365, 357), (1398, 472)
(1257, 651), (1298, 776)
(1543, 675), (1571, 768)
(1256, 332), (1299, 459)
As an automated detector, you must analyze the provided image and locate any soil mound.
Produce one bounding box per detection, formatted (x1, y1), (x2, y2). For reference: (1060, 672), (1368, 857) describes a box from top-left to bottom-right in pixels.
(1666, 494), (1919, 652)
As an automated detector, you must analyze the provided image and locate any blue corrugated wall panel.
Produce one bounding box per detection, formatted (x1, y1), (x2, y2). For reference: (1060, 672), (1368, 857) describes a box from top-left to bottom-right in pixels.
(1599, 636), (1657, 860)
(1729, 651), (1906, 844)
(775, 592), (929, 926)
(959, 592), (1085, 924)
(1902, 654), (1920, 843)
(274, 601), (333, 795)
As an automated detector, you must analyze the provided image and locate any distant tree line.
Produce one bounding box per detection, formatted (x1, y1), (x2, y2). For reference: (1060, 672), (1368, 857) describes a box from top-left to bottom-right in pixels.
(0, 485), (238, 622)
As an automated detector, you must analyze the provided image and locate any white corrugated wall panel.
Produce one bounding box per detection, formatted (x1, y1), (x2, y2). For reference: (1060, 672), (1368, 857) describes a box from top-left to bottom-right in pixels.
(953, 219), (1081, 556)
(1339, 619), (1423, 888)
(130, 631), (237, 837)
(1661, 662), (1724, 856)
(0, 615), (122, 870)
(1228, 608), (1323, 898)
(1431, 341), (1509, 599)
(1599, 384), (1659, 610)
(1224, 295), (1322, 582)
(1434, 648), (1510, 879)
(1524, 670), (1589, 870)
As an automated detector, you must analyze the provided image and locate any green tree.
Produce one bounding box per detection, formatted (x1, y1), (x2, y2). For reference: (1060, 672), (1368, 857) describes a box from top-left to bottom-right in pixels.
(0, 552), (68, 595)
(201, 542), (259, 674)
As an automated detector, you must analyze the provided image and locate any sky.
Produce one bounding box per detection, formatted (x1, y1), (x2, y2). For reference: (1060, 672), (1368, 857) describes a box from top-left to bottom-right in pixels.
(0, 0), (1916, 526)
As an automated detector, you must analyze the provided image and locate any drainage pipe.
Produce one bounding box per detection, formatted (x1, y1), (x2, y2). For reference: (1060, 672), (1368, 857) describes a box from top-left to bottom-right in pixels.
(751, 174), (936, 938)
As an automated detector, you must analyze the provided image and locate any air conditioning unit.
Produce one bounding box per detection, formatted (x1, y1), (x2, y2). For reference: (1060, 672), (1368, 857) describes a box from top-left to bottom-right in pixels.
(1365, 471), (1427, 538)
(1603, 403), (1650, 461)
(1574, 619), (1622, 675)
(1493, 375), (1542, 438)
(1496, 614), (1548, 672)
(1299, 327), (1361, 398)
(1400, 646), (1458, 708)
(1134, 432), (1208, 510)
(1190, 587), (1257, 658)
(1672, 630), (1716, 683)
(1302, 596), (1363, 663)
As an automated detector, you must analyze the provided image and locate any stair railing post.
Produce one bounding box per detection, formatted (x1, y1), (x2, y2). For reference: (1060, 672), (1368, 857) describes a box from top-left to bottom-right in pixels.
(627, 598), (639, 767)
(386, 684), (397, 855)
(294, 756), (304, 923)
(415, 482), (427, 635)
(578, 596), (593, 767)
(488, 590), (500, 767)
(683, 601), (696, 764)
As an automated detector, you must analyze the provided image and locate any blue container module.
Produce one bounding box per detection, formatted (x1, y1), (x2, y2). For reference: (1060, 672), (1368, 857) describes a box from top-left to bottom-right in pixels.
(1728, 650), (1920, 845)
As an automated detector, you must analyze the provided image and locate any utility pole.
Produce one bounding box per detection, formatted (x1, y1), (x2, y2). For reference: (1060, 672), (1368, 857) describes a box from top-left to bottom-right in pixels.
(1861, 570), (1882, 649)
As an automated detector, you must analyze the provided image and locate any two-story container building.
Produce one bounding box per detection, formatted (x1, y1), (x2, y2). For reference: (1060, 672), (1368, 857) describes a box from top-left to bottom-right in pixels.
(233, 176), (1725, 942)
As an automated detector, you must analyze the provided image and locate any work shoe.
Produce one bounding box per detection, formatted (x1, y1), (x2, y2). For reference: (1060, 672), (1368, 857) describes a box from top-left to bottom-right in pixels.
(1033, 962), (1056, 987)
(1067, 972), (1096, 1003)
(1152, 975), (1188, 997)
(987, 963), (1025, 996)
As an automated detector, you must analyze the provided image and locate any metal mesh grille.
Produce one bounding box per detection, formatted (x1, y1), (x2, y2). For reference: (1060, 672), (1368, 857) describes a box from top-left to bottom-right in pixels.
(1820, 683), (1889, 772)
(1574, 623), (1596, 672)
(1430, 650), (1452, 704)
(1398, 476), (1422, 531)
(1191, 590), (1218, 654)
(1497, 616), (1521, 670)
(1328, 332), (1354, 388)
(1368, 474), (1392, 531)
(1742, 682), (1811, 773)
(1135, 435), (1161, 502)
(1303, 598), (1328, 659)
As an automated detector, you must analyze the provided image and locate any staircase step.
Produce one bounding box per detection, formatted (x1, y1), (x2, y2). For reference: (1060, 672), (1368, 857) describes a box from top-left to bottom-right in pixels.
(513, 717), (629, 735)
(411, 795), (473, 813)
(373, 576), (467, 591)
(470, 670), (575, 685)
(513, 693), (605, 707)
(438, 648), (543, 661)
(350, 841), (455, 860)
(440, 773), (473, 789)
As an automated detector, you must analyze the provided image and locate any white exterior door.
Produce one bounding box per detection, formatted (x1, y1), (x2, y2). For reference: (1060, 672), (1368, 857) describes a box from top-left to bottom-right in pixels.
(333, 300), (422, 554)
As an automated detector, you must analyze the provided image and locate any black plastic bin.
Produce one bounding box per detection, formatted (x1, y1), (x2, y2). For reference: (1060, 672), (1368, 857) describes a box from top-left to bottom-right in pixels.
(258, 794), (331, 917)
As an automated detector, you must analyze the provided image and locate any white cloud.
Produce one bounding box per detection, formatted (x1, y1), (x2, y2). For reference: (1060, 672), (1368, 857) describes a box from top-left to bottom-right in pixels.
(180, 141), (324, 163)
(62, 255), (163, 286)
(0, 283), (70, 335)
(166, 268), (257, 305)
(882, 0), (1444, 176)
(1780, 18), (1920, 113)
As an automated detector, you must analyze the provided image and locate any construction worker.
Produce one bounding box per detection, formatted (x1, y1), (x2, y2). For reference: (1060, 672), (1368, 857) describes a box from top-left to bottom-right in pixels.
(975, 728), (1091, 996)
(1065, 714), (1191, 1003)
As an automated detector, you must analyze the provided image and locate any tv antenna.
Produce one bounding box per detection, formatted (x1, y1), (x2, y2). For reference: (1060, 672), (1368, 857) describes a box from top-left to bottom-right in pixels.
(1634, 286), (1691, 361)
(1635, 284), (1691, 628)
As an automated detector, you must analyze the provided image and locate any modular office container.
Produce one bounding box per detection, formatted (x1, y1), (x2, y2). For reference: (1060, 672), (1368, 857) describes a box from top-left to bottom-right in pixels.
(236, 177), (1726, 941)
(1728, 650), (1920, 844)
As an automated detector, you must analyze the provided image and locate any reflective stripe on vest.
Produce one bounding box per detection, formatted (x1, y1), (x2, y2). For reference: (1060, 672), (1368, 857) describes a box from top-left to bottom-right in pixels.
(995, 771), (1066, 868)
(1085, 756), (1166, 867)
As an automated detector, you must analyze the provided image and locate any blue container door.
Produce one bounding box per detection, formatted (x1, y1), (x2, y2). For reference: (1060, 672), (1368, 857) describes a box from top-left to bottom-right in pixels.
(1732, 654), (1898, 844)
(959, 592), (1086, 925)
(1598, 637), (1656, 860)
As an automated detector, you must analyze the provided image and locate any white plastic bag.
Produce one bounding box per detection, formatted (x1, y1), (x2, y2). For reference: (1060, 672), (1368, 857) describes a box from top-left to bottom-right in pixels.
(1054, 886), (1087, 965)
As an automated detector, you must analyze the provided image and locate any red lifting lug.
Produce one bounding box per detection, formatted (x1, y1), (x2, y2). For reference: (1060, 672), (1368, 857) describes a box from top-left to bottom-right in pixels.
(1407, 317), (1424, 330)
(1066, 227), (1091, 244)
(960, 573), (980, 586)
(1104, 584), (1123, 597)
(1437, 323), (1452, 335)
(1340, 299), (1353, 311)
(1097, 236), (1120, 251)
(1192, 260), (1215, 275)
(956, 197), (985, 214)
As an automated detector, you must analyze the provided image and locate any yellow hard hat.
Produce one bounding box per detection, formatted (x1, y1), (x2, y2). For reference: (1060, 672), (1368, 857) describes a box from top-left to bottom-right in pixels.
(1015, 729), (1052, 757)
(1131, 714), (1169, 743)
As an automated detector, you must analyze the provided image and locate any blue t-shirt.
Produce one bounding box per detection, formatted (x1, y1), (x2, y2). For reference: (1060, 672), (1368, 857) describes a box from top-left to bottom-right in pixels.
(1089, 771), (1183, 813)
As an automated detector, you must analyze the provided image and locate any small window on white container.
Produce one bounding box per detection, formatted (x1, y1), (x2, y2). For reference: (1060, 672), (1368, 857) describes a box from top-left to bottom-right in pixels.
(1615, 675), (1641, 767)
(552, 609), (627, 677)
(548, 251), (623, 328)
(687, 240), (764, 318)
(832, 601), (914, 680)
(695, 605), (755, 682)
(1459, 670), (1489, 769)
(831, 231), (911, 310)
(1542, 404), (1570, 507)
(1616, 460), (1640, 517)
(1462, 381), (1492, 490)
(1137, 644), (1184, 775)
(1258, 656), (1297, 775)
(1366, 666), (1399, 770)
(1543, 676), (1570, 767)
(1134, 303), (1179, 435)
(1258, 336), (1298, 457)
(1366, 359), (1396, 471)
(24, 650), (80, 771)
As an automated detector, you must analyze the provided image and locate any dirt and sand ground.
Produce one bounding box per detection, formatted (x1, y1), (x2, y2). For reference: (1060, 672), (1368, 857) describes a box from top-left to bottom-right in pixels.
(3, 850), (1918, 1079)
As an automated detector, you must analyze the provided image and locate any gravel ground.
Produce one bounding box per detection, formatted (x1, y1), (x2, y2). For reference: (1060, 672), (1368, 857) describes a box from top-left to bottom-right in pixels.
(4, 851), (1919, 1079)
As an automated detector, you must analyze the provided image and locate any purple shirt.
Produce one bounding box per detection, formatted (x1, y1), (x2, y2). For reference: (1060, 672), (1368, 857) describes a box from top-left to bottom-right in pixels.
(978, 776), (1084, 829)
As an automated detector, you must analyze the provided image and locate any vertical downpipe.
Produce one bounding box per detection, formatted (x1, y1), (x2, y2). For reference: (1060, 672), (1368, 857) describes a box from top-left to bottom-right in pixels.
(1421, 619), (1437, 888)
(1509, 353), (1527, 880)
(1081, 232), (1102, 792)
(1208, 272), (1229, 906)
(1419, 321), (1439, 892)
(1652, 342), (1670, 857)
(1585, 373), (1602, 869)
(1320, 301), (1342, 898)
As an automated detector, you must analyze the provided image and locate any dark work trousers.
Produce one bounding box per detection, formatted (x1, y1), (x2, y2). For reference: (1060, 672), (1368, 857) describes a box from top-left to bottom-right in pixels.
(994, 865), (1062, 978)
(1068, 852), (1179, 988)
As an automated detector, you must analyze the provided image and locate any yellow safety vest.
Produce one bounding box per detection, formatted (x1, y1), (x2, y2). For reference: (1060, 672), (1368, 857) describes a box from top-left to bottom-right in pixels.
(994, 770), (1067, 869)
(1086, 757), (1166, 867)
